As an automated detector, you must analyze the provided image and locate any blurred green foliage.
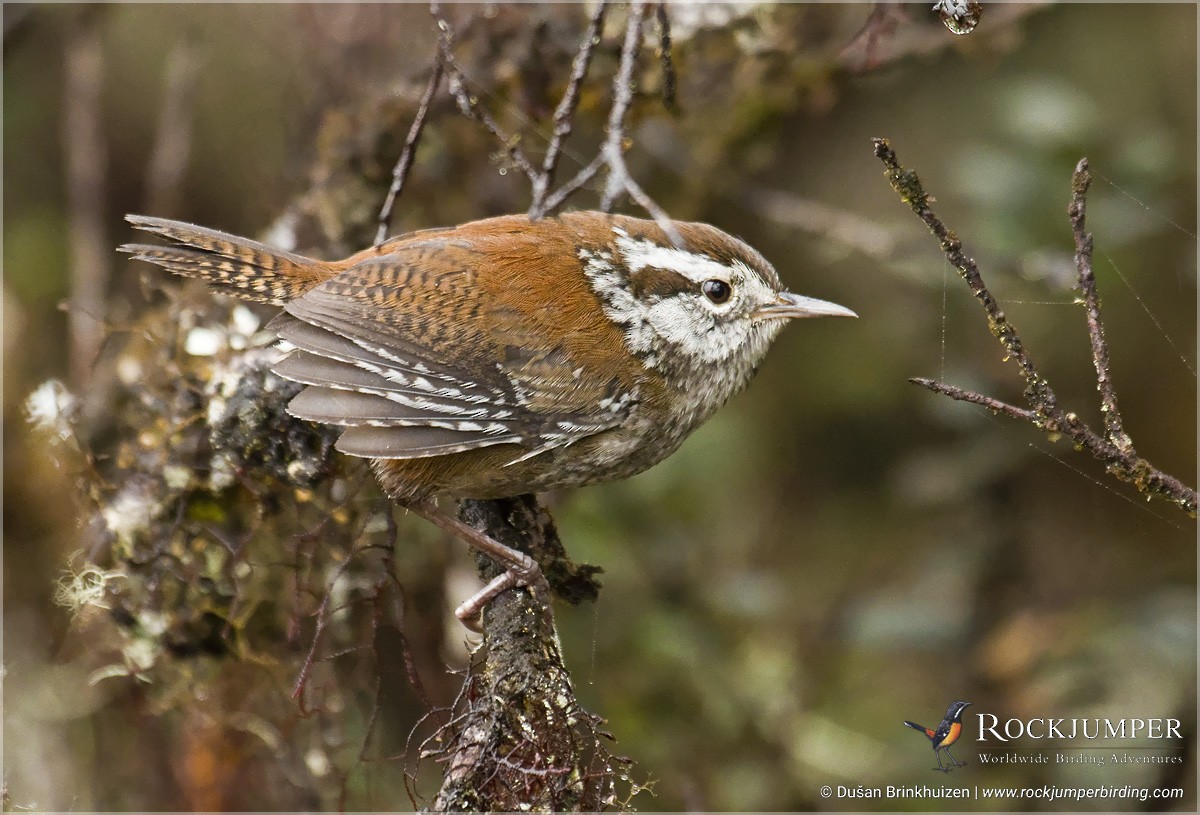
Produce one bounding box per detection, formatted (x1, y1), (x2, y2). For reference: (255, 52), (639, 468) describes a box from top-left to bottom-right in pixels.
(4, 3), (1195, 811)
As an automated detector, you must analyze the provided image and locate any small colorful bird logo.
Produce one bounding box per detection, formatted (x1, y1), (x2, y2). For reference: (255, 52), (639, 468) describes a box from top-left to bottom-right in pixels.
(903, 700), (971, 772)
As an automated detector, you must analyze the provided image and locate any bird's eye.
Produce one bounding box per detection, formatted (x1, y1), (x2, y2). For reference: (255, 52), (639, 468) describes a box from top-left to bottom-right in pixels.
(701, 279), (732, 304)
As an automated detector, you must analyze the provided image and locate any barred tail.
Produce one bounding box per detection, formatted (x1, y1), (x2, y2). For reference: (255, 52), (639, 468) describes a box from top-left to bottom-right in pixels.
(119, 214), (333, 305)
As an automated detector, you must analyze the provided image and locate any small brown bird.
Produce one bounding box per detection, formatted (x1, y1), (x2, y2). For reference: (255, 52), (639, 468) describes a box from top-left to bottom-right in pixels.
(121, 211), (855, 623)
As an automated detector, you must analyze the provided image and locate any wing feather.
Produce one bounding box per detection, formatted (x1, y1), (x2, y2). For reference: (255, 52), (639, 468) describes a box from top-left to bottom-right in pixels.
(335, 425), (522, 459)
(287, 386), (508, 428)
(270, 248), (634, 461)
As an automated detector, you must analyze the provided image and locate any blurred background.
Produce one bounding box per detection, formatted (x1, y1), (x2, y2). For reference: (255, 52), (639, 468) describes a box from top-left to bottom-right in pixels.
(4, 3), (1195, 811)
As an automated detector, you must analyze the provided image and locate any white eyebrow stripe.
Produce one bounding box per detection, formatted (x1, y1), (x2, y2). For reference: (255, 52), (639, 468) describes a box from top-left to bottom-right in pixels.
(613, 229), (736, 283)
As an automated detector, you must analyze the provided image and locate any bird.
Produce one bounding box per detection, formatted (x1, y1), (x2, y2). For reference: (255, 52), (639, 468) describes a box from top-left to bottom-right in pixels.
(120, 210), (856, 625)
(904, 700), (972, 772)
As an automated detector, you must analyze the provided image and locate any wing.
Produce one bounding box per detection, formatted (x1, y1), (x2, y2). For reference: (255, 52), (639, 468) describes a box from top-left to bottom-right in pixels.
(272, 233), (636, 461)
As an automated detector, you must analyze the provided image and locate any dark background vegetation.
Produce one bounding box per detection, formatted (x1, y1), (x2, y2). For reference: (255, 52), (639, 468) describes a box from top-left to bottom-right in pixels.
(4, 3), (1195, 811)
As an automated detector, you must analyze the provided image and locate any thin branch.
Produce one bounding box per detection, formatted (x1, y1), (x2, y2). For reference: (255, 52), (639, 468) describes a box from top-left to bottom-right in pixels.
(529, 1), (608, 218)
(434, 0), (681, 241)
(599, 0), (684, 246)
(653, 1), (678, 114)
(874, 138), (1060, 421)
(599, 0), (647, 212)
(910, 378), (1039, 423)
(875, 138), (1197, 517)
(620, 172), (679, 240)
(430, 3), (537, 183)
(1070, 158), (1134, 456)
(541, 152), (605, 214)
(376, 53), (444, 245)
(291, 549), (359, 713)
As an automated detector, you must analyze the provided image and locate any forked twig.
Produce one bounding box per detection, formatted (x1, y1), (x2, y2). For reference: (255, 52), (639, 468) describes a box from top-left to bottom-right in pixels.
(909, 379), (1039, 424)
(542, 153), (605, 214)
(874, 138), (1197, 517)
(598, 0), (683, 245)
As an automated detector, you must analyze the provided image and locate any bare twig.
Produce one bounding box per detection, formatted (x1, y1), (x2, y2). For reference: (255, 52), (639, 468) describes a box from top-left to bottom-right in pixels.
(599, 0), (683, 246)
(63, 13), (110, 386)
(874, 138), (1059, 417)
(653, 1), (678, 114)
(529, 1), (608, 218)
(292, 546), (362, 713)
(376, 54), (444, 245)
(144, 39), (203, 217)
(1069, 158), (1134, 456)
(909, 378), (1039, 423)
(542, 152), (605, 214)
(599, 0), (649, 214)
(875, 138), (1197, 517)
(431, 3), (537, 183)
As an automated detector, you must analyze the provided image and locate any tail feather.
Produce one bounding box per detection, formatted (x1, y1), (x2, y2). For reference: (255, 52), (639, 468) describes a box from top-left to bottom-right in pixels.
(119, 214), (332, 305)
(903, 720), (934, 739)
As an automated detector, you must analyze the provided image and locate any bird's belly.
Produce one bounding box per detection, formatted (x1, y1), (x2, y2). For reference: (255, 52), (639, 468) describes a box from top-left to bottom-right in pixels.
(537, 418), (691, 489)
(368, 411), (690, 500)
(460, 422), (690, 497)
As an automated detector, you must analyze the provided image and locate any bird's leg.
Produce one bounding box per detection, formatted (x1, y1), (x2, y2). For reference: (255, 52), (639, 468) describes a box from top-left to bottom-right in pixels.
(934, 749), (949, 773)
(945, 746), (966, 768)
(403, 498), (550, 630)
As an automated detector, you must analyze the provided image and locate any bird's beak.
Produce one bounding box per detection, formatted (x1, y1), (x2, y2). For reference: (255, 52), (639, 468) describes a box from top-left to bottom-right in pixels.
(754, 291), (857, 321)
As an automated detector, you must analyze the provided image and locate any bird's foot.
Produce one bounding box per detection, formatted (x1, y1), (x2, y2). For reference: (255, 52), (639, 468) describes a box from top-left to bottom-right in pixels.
(404, 498), (550, 632)
(454, 551), (549, 632)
